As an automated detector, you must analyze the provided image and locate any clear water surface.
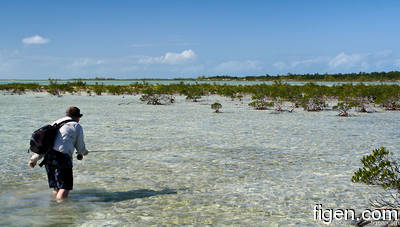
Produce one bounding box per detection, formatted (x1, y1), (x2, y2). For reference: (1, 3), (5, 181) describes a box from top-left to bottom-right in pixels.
(0, 92), (399, 226)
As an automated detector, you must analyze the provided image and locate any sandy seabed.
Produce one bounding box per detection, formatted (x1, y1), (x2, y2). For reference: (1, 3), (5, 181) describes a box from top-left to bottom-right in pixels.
(0, 93), (399, 226)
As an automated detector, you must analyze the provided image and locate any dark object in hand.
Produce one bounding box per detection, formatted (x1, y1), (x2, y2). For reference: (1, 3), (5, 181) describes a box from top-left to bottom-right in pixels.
(77, 154), (83, 160)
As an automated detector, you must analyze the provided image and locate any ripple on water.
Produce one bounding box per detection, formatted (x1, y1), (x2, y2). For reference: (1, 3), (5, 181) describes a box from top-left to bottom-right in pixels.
(0, 94), (399, 226)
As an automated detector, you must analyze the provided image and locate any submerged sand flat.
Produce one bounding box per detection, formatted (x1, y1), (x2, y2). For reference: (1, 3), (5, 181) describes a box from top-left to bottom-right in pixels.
(0, 93), (399, 226)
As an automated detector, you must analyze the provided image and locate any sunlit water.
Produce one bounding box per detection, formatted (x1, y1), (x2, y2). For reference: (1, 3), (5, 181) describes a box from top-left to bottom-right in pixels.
(0, 92), (399, 226)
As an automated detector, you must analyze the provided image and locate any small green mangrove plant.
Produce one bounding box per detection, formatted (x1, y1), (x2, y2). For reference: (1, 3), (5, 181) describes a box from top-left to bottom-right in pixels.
(211, 102), (222, 113)
(140, 94), (163, 105)
(273, 97), (284, 112)
(333, 98), (358, 117)
(352, 147), (400, 190)
(352, 147), (400, 225)
(92, 82), (105, 95)
(378, 97), (400, 111)
(301, 96), (327, 112)
(353, 97), (371, 113)
(352, 147), (400, 208)
(47, 79), (62, 96)
(248, 95), (274, 110)
(140, 87), (174, 105)
(185, 88), (203, 102)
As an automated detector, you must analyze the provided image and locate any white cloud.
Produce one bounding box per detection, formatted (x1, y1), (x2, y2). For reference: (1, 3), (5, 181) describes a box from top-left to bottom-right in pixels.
(273, 57), (328, 72)
(291, 57), (328, 68)
(273, 52), (387, 73)
(375, 50), (393, 57)
(164, 49), (196, 64)
(328, 52), (367, 69)
(70, 58), (105, 67)
(215, 60), (261, 73)
(139, 49), (196, 65)
(22, 35), (50, 45)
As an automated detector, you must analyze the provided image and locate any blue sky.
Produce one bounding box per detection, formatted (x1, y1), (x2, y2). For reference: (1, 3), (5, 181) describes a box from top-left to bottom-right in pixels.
(0, 0), (399, 79)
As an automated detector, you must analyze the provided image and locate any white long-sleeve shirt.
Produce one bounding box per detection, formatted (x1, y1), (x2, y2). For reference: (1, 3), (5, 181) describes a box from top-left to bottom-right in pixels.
(30, 116), (88, 165)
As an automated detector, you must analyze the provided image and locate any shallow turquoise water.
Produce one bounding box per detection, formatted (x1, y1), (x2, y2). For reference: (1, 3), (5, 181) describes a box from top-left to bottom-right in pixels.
(0, 93), (399, 226)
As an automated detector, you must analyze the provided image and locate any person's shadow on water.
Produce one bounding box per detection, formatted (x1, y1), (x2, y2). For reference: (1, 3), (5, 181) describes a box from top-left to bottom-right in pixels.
(70, 188), (178, 202)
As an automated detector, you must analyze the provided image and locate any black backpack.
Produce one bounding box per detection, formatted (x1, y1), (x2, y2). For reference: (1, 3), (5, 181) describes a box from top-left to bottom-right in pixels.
(29, 119), (74, 155)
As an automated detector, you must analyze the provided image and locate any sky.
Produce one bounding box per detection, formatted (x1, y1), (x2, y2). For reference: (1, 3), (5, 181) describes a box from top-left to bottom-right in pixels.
(0, 0), (400, 79)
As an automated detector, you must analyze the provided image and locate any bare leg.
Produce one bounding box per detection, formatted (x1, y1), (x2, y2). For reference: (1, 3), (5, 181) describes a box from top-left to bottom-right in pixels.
(56, 189), (69, 201)
(52, 188), (59, 196)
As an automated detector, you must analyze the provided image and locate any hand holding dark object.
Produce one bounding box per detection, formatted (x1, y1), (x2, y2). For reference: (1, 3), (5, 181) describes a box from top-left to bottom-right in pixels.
(77, 154), (83, 160)
(28, 160), (36, 168)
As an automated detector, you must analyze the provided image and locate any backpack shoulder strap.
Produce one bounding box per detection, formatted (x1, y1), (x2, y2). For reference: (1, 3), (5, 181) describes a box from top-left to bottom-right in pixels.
(38, 119), (75, 167)
(54, 119), (75, 129)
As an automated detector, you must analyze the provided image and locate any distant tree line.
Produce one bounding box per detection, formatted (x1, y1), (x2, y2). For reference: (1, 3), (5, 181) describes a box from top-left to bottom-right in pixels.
(203, 71), (400, 81)
(42, 71), (400, 82)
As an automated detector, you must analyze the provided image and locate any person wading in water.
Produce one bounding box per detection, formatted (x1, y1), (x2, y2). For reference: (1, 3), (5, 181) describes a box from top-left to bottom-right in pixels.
(28, 106), (89, 201)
